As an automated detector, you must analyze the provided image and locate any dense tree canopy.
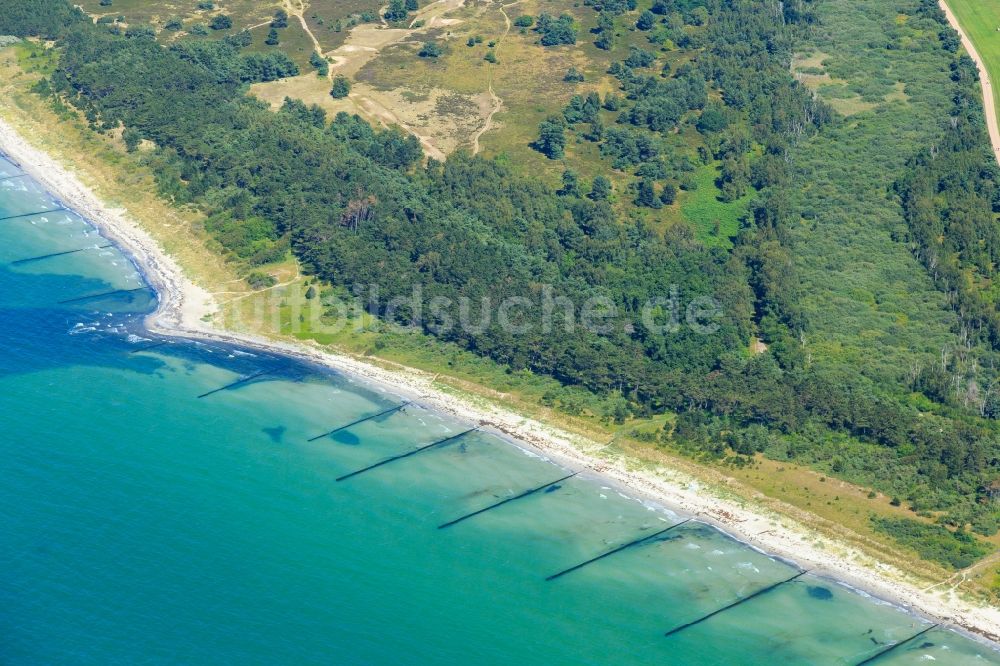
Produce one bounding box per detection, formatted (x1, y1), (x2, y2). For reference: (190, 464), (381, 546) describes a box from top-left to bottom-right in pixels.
(1, 0), (86, 38)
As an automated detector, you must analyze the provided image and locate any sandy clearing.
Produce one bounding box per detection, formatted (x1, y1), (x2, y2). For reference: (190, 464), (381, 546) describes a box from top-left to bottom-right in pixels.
(317, 0), (467, 156)
(351, 92), (448, 161)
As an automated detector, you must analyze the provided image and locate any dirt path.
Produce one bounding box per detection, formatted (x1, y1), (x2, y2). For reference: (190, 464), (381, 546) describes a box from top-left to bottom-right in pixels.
(940, 0), (1000, 165)
(282, 0), (495, 159)
(284, 0), (330, 79)
(921, 548), (1000, 604)
(470, 1), (519, 154)
(314, 0), (466, 159)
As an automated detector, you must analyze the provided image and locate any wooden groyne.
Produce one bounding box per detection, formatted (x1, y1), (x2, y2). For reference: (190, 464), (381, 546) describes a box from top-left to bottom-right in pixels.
(547, 519), (692, 582)
(336, 428), (480, 482)
(307, 401), (412, 442)
(197, 370), (272, 399)
(663, 570), (808, 637)
(439, 472), (579, 529)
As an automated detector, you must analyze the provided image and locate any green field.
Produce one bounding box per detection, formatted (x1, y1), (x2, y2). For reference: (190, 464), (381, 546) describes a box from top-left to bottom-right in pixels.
(945, 0), (1000, 127)
(679, 163), (750, 248)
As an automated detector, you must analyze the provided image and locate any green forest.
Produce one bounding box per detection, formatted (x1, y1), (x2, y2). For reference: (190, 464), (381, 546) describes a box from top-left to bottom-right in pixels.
(3, 0), (999, 567)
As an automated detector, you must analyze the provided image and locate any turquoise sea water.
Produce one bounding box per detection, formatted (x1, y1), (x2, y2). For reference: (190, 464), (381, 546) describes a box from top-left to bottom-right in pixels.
(0, 155), (998, 665)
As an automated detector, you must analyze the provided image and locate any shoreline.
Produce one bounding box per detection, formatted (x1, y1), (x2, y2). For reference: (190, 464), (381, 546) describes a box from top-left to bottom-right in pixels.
(2, 116), (999, 649)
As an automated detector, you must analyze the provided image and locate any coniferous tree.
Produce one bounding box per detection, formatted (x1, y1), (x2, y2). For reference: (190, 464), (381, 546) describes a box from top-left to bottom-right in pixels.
(210, 14), (232, 30)
(594, 13), (615, 50)
(384, 0), (408, 22)
(330, 74), (351, 98)
(590, 175), (612, 200)
(660, 182), (677, 205)
(559, 169), (580, 197)
(535, 116), (567, 159)
(418, 41), (442, 58)
(310, 51), (329, 76)
(584, 117), (604, 142)
(635, 179), (661, 208)
(122, 127), (141, 152)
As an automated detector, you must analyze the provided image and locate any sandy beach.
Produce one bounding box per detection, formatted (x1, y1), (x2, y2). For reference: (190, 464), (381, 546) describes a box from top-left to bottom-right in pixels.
(1, 115), (999, 648)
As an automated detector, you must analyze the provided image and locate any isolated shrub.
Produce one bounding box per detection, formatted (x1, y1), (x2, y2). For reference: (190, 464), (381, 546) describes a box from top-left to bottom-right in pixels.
(418, 41), (442, 58)
(330, 75), (351, 98)
(636, 10), (655, 30)
(122, 127), (141, 152)
(246, 272), (277, 290)
(210, 14), (232, 30)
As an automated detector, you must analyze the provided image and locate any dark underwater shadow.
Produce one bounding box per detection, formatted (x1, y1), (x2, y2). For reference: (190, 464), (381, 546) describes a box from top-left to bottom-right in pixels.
(0, 262), (403, 411)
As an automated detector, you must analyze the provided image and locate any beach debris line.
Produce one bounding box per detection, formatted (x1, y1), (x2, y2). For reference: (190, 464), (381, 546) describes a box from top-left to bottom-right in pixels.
(197, 370), (273, 399)
(58, 286), (150, 305)
(0, 206), (67, 221)
(663, 570), (809, 637)
(11, 243), (113, 265)
(439, 472), (579, 529)
(336, 427), (480, 482)
(307, 401), (412, 442)
(853, 624), (939, 665)
(546, 518), (693, 581)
